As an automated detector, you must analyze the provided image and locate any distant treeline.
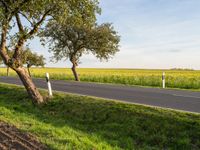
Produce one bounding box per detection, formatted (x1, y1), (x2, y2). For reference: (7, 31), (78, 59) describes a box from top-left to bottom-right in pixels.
(170, 68), (194, 71)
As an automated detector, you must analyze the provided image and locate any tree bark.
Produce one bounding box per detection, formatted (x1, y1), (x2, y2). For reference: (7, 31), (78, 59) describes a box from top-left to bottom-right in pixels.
(7, 66), (9, 76)
(27, 67), (31, 77)
(0, 12), (49, 105)
(71, 63), (80, 81)
(14, 67), (44, 104)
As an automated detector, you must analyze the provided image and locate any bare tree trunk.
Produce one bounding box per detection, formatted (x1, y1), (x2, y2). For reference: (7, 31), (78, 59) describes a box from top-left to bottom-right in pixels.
(71, 63), (80, 81)
(27, 67), (31, 77)
(15, 67), (44, 104)
(7, 66), (9, 76)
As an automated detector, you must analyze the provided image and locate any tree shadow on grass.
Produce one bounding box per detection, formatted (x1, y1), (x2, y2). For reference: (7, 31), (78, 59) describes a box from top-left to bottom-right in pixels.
(0, 84), (200, 149)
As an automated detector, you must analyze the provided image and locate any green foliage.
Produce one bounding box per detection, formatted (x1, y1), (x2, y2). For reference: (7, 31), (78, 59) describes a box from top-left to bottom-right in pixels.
(88, 23), (120, 60)
(0, 48), (45, 67)
(0, 0), (100, 65)
(0, 0), (100, 30)
(22, 48), (45, 68)
(0, 0), (101, 101)
(0, 84), (200, 149)
(43, 22), (120, 66)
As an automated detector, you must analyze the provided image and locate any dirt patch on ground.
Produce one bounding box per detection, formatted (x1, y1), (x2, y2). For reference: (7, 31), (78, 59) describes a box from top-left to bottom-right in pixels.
(0, 122), (47, 150)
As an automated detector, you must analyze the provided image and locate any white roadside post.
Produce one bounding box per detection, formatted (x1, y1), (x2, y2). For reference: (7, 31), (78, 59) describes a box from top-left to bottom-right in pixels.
(162, 72), (165, 89)
(46, 73), (53, 96)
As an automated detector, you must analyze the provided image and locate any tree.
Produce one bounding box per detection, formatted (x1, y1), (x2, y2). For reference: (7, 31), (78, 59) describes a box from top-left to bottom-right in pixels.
(22, 48), (45, 77)
(0, 0), (100, 104)
(43, 23), (120, 81)
(0, 48), (12, 76)
(0, 48), (45, 77)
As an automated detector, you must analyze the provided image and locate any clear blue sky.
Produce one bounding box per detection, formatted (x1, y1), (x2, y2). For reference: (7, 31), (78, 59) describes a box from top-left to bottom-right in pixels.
(30, 0), (200, 69)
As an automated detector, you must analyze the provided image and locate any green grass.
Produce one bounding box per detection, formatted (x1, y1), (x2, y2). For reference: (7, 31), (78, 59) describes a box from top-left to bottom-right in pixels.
(0, 83), (200, 149)
(1, 67), (200, 90)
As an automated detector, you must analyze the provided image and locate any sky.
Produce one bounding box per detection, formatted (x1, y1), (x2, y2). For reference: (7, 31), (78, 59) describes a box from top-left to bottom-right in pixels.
(29, 0), (200, 69)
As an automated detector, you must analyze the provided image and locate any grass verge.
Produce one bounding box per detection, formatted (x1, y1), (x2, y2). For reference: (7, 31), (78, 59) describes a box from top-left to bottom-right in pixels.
(0, 83), (200, 149)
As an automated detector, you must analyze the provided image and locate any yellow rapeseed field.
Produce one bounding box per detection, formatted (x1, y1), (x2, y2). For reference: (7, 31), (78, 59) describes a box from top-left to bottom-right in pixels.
(1, 67), (200, 89)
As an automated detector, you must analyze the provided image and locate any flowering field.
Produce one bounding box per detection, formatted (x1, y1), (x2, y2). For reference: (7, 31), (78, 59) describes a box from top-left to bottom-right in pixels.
(1, 67), (200, 89)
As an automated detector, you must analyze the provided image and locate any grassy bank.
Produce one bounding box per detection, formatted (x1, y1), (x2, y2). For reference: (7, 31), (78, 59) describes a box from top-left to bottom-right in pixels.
(0, 83), (200, 149)
(1, 67), (200, 89)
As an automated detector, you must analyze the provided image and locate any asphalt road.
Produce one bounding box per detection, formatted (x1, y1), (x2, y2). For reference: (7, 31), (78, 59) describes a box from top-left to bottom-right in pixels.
(0, 76), (200, 113)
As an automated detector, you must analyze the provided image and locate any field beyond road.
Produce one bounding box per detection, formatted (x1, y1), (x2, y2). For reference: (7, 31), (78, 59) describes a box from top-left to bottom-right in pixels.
(1, 68), (200, 90)
(0, 83), (200, 149)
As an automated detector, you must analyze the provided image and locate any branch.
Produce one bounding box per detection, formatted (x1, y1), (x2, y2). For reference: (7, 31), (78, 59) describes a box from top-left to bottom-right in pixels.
(26, 9), (52, 38)
(0, 0), (13, 20)
(0, 0), (31, 26)
(15, 13), (24, 33)
(0, 0), (30, 17)
(11, 0), (31, 15)
(19, 12), (34, 27)
(13, 9), (52, 60)
(0, 23), (10, 64)
(0, 0), (10, 12)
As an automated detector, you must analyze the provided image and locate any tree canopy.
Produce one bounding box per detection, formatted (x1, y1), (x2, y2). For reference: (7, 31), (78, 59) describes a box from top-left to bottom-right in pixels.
(0, 0), (100, 103)
(0, 48), (45, 67)
(43, 22), (120, 81)
(22, 48), (45, 68)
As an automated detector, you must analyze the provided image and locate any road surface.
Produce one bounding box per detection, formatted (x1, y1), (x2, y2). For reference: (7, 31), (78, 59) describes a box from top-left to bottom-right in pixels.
(0, 76), (200, 113)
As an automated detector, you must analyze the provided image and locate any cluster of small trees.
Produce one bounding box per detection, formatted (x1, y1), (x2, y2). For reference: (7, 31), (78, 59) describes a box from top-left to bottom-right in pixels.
(0, 0), (120, 104)
(0, 48), (45, 76)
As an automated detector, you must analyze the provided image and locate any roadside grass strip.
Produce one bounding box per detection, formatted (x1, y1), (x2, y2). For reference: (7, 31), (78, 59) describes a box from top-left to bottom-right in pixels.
(0, 83), (200, 149)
